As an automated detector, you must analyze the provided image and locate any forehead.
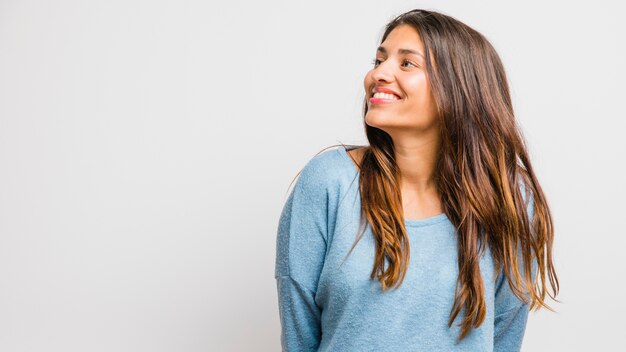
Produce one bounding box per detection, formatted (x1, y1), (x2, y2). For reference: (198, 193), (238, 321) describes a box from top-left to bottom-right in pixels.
(380, 24), (424, 51)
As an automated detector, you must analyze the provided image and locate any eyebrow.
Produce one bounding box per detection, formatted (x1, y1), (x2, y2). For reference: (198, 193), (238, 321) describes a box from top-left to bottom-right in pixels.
(376, 46), (424, 58)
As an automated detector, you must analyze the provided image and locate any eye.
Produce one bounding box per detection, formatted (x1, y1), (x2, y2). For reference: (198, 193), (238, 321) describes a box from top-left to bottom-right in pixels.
(402, 60), (417, 68)
(371, 58), (417, 68)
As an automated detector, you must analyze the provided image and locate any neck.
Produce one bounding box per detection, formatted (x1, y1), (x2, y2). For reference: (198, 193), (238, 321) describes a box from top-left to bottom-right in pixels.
(392, 134), (440, 194)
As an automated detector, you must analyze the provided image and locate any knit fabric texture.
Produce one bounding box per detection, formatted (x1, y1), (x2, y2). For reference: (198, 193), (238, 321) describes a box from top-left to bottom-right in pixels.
(275, 146), (536, 351)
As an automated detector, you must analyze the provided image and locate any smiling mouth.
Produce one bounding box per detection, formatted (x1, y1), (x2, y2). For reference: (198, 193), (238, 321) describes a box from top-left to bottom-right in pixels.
(369, 93), (402, 105)
(372, 92), (401, 100)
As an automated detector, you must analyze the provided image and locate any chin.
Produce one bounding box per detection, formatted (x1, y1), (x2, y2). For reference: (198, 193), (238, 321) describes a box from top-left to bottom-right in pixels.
(365, 113), (399, 129)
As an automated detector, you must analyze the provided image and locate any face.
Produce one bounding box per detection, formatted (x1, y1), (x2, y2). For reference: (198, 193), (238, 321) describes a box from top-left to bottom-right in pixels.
(364, 24), (439, 135)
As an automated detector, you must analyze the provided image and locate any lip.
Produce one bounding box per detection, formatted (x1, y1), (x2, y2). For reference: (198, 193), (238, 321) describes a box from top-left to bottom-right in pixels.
(369, 86), (402, 105)
(369, 97), (401, 105)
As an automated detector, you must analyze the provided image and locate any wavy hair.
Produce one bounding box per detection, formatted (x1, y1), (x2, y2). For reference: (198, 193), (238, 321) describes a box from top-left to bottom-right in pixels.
(331, 9), (560, 342)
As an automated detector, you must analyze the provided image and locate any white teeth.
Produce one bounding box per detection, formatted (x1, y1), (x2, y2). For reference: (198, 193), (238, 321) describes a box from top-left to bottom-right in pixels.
(373, 92), (400, 100)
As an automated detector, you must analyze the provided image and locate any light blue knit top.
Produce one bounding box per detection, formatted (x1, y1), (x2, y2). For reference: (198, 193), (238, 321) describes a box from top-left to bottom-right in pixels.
(274, 146), (536, 351)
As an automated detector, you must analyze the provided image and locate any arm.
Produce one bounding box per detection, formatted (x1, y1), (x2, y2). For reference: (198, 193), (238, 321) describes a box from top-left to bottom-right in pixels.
(275, 276), (322, 351)
(493, 283), (532, 352)
(493, 182), (537, 352)
(274, 159), (329, 351)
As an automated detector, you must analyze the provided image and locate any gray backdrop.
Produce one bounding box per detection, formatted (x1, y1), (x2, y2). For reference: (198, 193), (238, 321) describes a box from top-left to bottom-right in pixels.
(1, 0), (624, 351)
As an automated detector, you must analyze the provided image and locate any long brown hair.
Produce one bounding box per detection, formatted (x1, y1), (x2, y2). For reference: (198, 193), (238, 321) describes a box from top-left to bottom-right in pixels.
(336, 9), (559, 342)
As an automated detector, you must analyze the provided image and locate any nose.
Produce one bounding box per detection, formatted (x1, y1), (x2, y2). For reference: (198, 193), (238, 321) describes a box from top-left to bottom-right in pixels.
(371, 60), (393, 83)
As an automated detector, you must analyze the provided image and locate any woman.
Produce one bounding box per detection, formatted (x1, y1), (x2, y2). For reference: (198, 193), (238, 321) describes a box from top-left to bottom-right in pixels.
(274, 9), (559, 352)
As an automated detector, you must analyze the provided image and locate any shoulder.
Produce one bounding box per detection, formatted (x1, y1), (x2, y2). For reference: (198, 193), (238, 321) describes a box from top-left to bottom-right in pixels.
(345, 146), (366, 169)
(296, 146), (359, 189)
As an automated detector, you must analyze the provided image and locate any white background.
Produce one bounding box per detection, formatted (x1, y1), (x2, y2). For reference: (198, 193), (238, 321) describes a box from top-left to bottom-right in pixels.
(0, 0), (624, 351)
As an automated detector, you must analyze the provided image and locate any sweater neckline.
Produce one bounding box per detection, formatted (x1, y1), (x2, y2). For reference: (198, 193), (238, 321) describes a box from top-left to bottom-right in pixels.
(336, 145), (449, 228)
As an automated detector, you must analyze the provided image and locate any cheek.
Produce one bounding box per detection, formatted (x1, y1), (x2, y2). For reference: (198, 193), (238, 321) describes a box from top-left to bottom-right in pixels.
(405, 76), (431, 103)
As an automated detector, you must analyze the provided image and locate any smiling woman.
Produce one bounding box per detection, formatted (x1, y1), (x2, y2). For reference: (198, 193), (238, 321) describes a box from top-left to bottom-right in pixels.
(275, 8), (559, 352)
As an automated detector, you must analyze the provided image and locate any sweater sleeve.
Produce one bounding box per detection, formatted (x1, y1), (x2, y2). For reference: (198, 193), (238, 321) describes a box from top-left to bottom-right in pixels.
(493, 183), (537, 352)
(274, 158), (329, 351)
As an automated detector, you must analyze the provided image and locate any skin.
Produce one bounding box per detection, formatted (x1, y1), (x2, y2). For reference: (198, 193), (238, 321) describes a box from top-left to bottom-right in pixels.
(349, 24), (443, 219)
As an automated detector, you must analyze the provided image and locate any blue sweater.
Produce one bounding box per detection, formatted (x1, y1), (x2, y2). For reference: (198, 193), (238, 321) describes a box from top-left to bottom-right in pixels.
(275, 146), (536, 352)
